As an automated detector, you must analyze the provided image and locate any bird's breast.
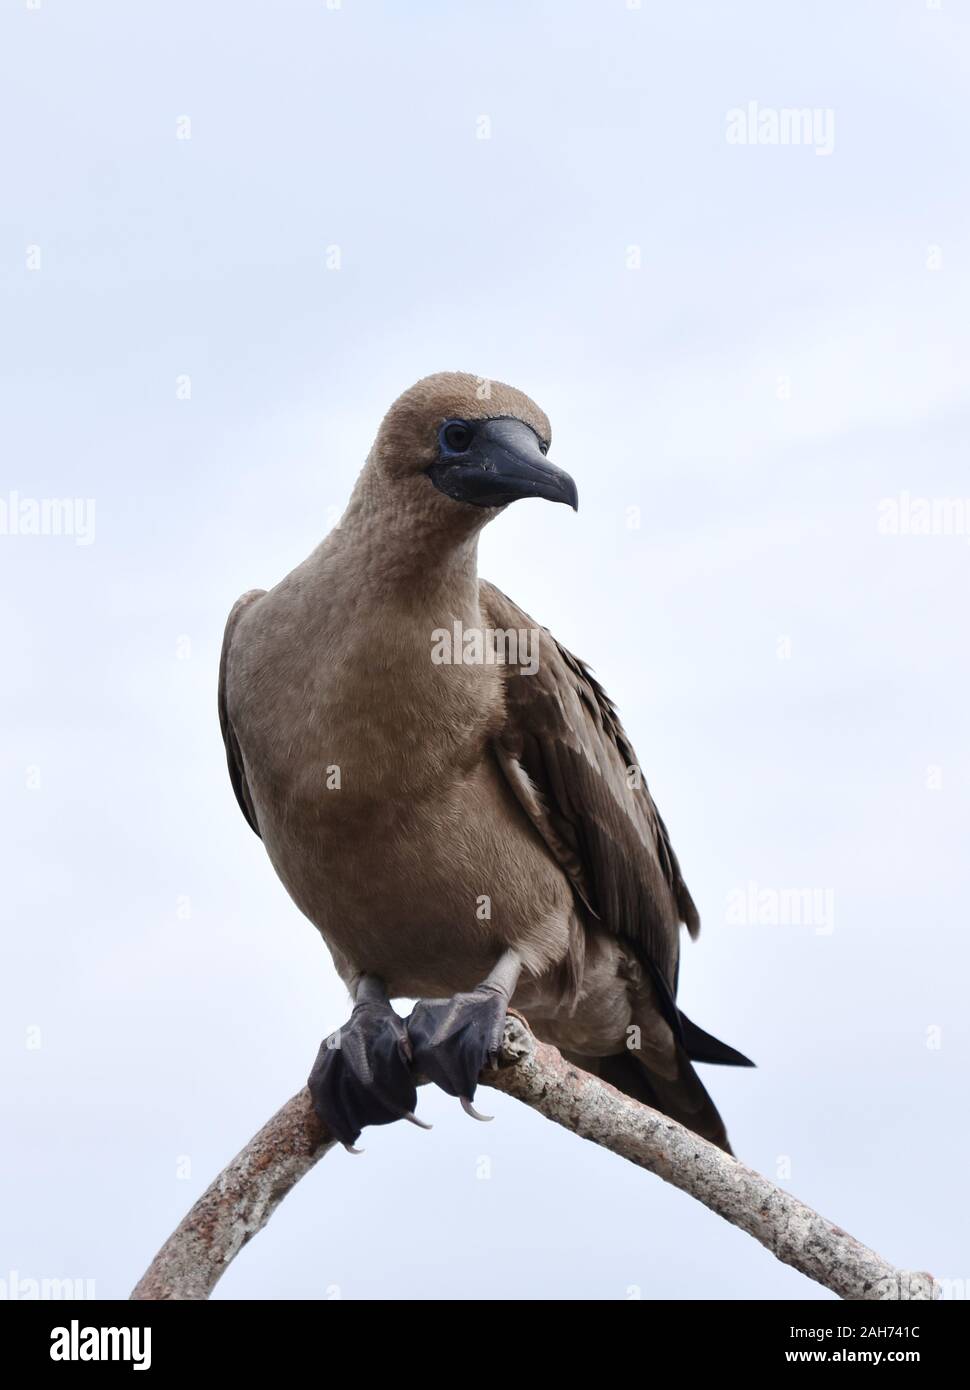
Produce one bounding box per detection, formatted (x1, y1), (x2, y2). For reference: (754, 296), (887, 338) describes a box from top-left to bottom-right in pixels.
(231, 589), (574, 991)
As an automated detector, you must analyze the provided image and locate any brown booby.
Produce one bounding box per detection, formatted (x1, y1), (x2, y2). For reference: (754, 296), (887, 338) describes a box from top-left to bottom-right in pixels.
(219, 373), (752, 1152)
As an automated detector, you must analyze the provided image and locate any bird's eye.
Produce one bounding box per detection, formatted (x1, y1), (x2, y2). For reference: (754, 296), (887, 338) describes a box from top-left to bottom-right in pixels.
(440, 420), (474, 454)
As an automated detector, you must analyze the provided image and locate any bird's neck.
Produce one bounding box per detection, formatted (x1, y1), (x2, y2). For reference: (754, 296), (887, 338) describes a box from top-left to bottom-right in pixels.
(262, 467), (500, 797)
(331, 467), (486, 615)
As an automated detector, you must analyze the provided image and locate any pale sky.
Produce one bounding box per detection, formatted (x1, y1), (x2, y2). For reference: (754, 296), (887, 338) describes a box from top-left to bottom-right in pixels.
(2, 0), (968, 1300)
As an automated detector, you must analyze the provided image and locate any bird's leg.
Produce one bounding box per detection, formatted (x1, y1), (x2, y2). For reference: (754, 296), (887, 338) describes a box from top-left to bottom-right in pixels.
(307, 973), (426, 1151)
(407, 949), (522, 1118)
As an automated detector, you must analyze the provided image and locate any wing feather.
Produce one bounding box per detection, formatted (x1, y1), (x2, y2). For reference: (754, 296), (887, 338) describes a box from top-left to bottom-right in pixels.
(218, 589), (266, 839)
(482, 581), (698, 1008)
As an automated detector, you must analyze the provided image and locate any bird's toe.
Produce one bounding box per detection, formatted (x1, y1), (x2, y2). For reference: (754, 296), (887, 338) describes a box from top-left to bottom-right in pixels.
(307, 999), (420, 1147)
(407, 986), (508, 1106)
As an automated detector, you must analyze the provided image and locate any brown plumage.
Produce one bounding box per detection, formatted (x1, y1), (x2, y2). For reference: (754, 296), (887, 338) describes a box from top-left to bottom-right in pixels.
(219, 372), (752, 1152)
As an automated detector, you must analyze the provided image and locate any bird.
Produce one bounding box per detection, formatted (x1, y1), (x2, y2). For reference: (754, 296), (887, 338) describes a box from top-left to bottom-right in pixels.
(218, 372), (752, 1153)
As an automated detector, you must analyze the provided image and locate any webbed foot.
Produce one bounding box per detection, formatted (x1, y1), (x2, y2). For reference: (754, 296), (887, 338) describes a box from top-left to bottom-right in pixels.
(308, 979), (424, 1148)
(407, 984), (508, 1111)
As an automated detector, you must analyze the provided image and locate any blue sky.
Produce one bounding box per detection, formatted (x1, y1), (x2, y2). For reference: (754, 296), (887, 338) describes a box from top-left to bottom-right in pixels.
(2, 0), (968, 1299)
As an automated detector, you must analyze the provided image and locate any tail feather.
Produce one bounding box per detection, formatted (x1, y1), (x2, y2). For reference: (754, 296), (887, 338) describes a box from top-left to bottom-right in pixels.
(678, 1011), (755, 1068)
(596, 1047), (734, 1154)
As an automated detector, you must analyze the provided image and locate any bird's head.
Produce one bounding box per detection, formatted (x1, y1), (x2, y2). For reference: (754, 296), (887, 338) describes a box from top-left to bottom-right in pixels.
(370, 372), (578, 519)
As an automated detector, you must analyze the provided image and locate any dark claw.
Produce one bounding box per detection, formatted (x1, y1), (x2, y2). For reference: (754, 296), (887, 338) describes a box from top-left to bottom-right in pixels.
(308, 998), (419, 1147)
(407, 985), (508, 1104)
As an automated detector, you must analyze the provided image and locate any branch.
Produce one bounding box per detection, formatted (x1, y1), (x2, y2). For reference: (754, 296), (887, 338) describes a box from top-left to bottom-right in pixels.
(130, 1016), (936, 1301)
